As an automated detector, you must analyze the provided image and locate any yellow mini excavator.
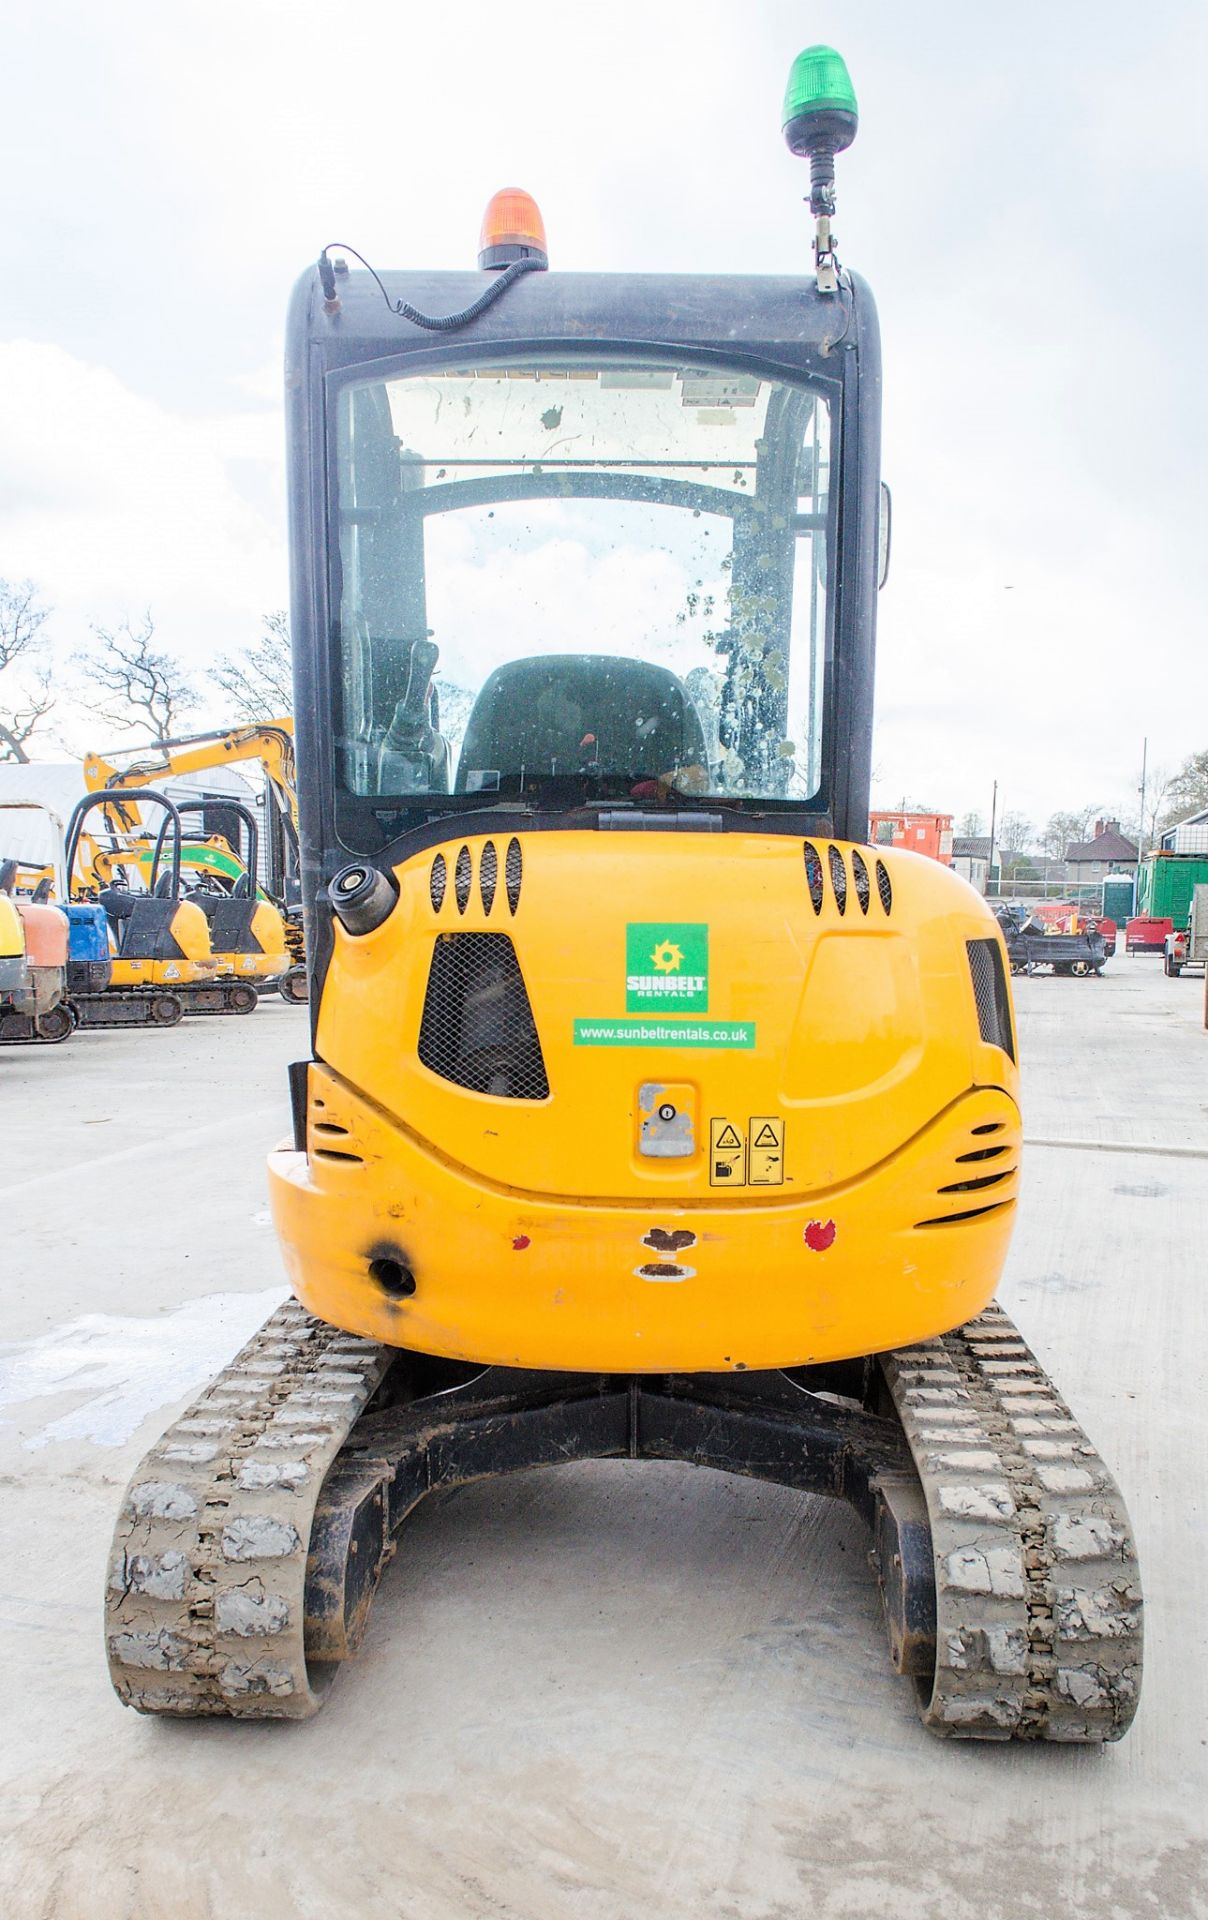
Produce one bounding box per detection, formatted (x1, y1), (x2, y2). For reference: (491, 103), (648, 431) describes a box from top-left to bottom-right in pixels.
(64, 790), (254, 1024)
(85, 721), (308, 1002)
(106, 48), (1142, 1740)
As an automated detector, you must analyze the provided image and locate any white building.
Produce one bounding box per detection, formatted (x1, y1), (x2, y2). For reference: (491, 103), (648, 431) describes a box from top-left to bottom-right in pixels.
(952, 835), (991, 894)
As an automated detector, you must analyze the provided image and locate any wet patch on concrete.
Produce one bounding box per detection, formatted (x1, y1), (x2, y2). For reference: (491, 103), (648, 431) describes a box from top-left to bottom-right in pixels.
(0, 1286), (286, 1450)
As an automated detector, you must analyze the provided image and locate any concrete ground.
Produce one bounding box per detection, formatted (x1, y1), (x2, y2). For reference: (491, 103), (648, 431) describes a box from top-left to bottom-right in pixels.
(0, 964), (1205, 1920)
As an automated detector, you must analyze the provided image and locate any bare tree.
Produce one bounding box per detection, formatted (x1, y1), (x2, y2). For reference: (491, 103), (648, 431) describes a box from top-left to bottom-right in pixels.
(0, 579), (55, 762)
(1161, 749), (1208, 831)
(76, 613), (198, 740)
(1039, 806), (1103, 861)
(956, 809), (984, 837)
(210, 611), (293, 722)
(997, 811), (1033, 860)
(1123, 763), (1176, 850)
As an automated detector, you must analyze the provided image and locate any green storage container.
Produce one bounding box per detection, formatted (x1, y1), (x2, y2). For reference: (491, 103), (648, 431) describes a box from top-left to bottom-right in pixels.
(1137, 855), (1208, 927)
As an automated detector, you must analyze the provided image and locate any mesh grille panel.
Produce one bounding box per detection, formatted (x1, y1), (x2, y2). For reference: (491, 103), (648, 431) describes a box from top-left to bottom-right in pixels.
(967, 938), (1015, 1061)
(418, 933), (549, 1099)
(479, 840), (498, 914)
(429, 852), (446, 913)
(454, 845), (472, 913)
(828, 845), (848, 915)
(803, 842), (824, 913)
(876, 860), (893, 913)
(505, 837), (523, 914)
(851, 848), (870, 914)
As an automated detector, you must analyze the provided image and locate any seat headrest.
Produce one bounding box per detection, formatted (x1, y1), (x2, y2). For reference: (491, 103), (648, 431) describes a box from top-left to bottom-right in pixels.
(454, 655), (708, 793)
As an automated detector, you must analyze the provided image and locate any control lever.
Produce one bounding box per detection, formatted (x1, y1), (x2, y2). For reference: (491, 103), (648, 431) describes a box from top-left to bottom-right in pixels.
(377, 639), (450, 793)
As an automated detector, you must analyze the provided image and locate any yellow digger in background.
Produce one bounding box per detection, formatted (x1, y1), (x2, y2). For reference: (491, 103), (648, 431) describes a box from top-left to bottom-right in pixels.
(84, 721), (307, 1002)
(65, 789), (256, 1023)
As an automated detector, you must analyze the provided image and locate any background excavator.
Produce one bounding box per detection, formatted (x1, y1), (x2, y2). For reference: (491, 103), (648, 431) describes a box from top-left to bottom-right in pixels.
(65, 789), (231, 1025)
(0, 801), (78, 1046)
(0, 869), (74, 1045)
(106, 47), (1141, 1742)
(84, 721), (307, 1002)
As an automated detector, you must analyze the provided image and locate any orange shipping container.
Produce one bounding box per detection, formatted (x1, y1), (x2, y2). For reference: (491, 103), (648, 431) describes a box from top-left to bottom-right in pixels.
(868, 811), (954, 865)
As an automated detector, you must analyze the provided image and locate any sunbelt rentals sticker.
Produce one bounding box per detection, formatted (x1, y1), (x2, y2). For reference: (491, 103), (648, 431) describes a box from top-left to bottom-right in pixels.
(626, 923), (708, 1013)
(574, 920), (752, 1048)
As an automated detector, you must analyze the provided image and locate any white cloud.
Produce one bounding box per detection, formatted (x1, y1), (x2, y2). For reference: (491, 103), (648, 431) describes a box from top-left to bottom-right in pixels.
(0, 340), (286, 690)
(0, 0), (1203, 822)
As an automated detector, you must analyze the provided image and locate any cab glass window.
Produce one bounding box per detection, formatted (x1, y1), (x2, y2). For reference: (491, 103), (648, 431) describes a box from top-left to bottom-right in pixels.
(330, 361), (834, 807)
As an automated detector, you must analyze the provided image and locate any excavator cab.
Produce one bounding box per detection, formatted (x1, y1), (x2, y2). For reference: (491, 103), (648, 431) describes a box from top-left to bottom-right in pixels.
(107, 47), (1141, 1742)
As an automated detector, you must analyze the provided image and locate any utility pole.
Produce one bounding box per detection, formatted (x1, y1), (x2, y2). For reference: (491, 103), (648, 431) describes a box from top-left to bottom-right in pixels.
(1137, 736), (1148, 864)
(988, 779), (998, 897)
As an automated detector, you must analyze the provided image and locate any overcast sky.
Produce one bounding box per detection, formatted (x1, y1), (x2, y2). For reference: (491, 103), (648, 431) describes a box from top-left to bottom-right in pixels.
(1, 0), (1204, 834)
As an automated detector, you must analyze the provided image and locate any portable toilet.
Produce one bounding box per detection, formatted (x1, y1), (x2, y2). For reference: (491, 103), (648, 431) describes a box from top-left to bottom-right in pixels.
(1102, 872), (1135, 925)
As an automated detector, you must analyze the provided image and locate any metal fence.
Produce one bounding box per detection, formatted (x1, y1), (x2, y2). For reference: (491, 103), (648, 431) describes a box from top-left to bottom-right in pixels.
(983, 872), (1109, 905)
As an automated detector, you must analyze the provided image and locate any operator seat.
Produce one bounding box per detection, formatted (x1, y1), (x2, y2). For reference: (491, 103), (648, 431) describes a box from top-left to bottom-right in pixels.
(98, 884), (184, 961)
(98, 885), (137, 951)
(192, 874), (263, 956)
(454, 654), (710, 793)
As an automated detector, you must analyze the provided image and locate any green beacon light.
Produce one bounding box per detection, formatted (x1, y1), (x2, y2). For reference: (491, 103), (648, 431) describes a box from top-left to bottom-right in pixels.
(782, 45), (858, 294)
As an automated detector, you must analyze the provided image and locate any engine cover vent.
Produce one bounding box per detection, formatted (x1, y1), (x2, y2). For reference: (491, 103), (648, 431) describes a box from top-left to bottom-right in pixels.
(504, 836), (523, 914)
(418, 933), (549, 1100)
(479, 840), (498, 915)
(803, 841), (824, 913)
(875, 859), (893, 914)
(429, 852), (447, 913)
(850, 847), (871, 914)
(967, 938), (1015, 1061)
(828, 845), (848, 915)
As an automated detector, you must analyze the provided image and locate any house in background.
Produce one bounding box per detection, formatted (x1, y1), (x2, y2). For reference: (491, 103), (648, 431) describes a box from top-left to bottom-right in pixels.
(868, 810), (954, 864)
(1063, 817), (1138, 885)
(952, 835), (991, 893)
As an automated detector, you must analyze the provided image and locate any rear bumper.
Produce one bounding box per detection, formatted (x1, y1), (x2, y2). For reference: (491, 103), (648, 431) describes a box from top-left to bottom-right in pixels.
(67, 959), (112, 992)
(268, 1075), (1022, 1372)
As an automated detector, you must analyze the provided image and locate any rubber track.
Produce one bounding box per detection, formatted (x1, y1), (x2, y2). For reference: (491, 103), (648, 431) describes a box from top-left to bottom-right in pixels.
(105, 1300), (392, 1718)
(881, 1301), (1142, 1740)
(72, 993), (183, 1030)
(107, 1297), (1142, 1737)
(0, 1020), (70, 1046)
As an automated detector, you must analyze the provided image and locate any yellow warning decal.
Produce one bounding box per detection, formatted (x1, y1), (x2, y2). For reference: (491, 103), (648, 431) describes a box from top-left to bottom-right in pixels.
(709, 1119), (746, 1187)
(748, 1117), (785, 1186)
